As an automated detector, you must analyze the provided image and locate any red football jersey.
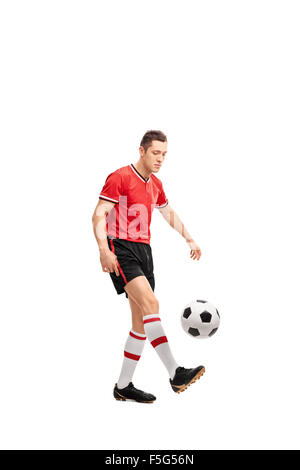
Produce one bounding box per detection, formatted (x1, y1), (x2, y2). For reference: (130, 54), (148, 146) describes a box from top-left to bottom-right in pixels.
(99, 164), (169, 244)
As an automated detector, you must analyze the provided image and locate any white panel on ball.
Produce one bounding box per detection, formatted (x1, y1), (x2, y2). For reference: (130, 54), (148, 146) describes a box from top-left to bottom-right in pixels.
(181, 299), (220, 339)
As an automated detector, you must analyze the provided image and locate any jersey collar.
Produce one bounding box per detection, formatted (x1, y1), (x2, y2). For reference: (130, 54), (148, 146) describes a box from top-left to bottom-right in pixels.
(130, 164), (151, 183)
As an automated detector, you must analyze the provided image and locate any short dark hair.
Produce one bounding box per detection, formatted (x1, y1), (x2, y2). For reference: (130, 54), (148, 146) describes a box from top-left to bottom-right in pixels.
(140, 130), (167, 152)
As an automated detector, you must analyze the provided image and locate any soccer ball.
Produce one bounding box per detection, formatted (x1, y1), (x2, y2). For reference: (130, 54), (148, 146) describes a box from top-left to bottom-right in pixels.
(181, 299), (220, 339)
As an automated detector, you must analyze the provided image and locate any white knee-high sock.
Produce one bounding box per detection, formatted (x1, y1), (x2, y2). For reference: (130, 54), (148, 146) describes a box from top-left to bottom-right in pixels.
(117, 330), (146, 389)
(143, 314), (179, 379)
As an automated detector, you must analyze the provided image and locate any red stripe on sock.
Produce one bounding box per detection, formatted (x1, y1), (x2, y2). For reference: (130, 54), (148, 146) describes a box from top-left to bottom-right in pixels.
(130, 331), (146, 340)
(110, 239), (128, 284)
(143, 317), (161, 324)
(124, 351), (141, 361)
(151, 336), (168, 348)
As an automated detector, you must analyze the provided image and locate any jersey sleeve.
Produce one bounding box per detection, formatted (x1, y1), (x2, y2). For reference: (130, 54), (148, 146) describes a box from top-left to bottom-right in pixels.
(155, 182), (169, 209)
(99, 171), (123, 204)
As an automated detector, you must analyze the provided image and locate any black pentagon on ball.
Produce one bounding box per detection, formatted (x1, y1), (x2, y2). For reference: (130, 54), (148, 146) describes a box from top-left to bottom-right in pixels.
(196, 300), (207, 303)
(216, 309), (220, 318)
(188, 327), (200, 337)
(183, 307), (192, 319)
(209, 327), (218, 337)
(200, 311), (212, 323)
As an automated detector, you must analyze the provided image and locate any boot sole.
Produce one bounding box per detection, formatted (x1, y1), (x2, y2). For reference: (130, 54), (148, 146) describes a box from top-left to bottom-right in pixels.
(172, 367), (206, 394)
(114, 389), (155, 403)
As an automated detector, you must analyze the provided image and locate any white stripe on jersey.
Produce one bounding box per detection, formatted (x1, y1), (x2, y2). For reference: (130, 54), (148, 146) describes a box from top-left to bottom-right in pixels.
(99, 194), (119, 203)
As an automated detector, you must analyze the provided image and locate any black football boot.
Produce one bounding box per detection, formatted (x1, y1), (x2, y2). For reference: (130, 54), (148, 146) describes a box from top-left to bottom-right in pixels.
(170, 365), (205, 393)
(113, 382), (156, 403)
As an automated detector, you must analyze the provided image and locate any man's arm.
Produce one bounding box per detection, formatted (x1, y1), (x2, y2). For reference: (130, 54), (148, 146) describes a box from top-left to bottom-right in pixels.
(92, 199), (120, 275)
(158, 203), (201, 260)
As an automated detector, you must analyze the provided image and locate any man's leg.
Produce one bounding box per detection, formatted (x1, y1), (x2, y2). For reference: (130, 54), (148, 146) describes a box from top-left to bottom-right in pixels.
(129, 296), (145, 335)
(124, 276), (179, 380)
(124, 276), (205, 393)
(116, 296), (146, 389)
(113, 293), (156, 402)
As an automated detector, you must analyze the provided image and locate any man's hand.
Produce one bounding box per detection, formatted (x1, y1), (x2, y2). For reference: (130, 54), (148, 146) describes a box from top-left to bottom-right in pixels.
(100, 249), (120, 276)
(186, 239), (202, 260)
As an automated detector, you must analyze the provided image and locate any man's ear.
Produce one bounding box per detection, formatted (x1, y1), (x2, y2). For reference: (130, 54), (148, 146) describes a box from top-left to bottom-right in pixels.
(138, 146), (144, 158)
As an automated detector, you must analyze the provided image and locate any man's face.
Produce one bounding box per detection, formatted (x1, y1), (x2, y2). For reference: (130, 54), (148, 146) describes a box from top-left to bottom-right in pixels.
(140, 140), (168, 173)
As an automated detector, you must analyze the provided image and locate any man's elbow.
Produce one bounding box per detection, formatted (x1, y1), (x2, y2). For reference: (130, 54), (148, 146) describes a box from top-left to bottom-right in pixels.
(92, 201), (111, 224)
(92, 208), (100, 226)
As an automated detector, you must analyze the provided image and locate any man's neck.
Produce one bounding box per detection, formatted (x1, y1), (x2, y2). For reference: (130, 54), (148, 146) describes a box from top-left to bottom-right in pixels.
(133, 161), (151, 181)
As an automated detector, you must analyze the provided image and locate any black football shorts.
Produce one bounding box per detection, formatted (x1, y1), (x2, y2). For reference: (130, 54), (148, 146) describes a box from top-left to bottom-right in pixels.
(106, 235), (155, 298)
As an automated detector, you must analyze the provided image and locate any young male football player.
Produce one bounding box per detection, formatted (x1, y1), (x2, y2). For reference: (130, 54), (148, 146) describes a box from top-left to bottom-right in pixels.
(92, 130), (205, 403)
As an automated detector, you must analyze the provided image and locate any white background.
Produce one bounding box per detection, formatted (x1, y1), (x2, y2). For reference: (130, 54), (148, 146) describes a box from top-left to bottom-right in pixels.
(1, 0), (299, 450)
